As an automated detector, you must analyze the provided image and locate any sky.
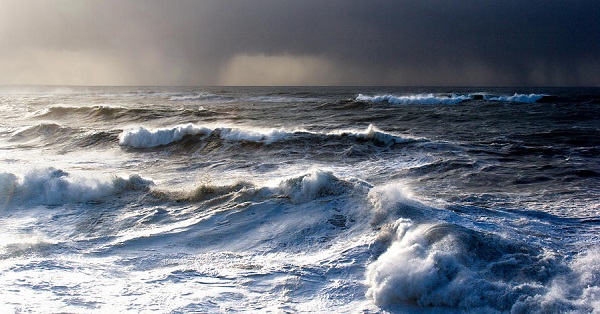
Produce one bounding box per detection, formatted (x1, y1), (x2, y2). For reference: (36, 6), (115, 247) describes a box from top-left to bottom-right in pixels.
(0, 0), (598, 86)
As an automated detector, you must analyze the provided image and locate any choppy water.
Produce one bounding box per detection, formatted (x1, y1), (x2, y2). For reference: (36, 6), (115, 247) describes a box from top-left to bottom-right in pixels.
(1, 86), (599, 313)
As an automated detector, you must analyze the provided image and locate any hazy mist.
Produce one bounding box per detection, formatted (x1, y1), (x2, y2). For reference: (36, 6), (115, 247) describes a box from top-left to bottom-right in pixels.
(1, 0), (598, 86)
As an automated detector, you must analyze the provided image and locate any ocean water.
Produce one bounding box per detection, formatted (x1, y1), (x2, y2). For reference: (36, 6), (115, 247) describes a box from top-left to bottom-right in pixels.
(0, 86), (599, 313)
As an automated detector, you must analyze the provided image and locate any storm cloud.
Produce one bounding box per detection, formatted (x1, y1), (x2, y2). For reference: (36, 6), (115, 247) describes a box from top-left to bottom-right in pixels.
(0, 0), (598, 86)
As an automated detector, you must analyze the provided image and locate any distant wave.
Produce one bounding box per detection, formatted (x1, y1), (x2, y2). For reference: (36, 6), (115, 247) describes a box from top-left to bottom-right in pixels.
(169, 92), (230, 102)
(33, 105), (217, 122)
(0, 168), (153, 206)
(118, 123), (419, 148)
(486, 93), (545, 103)
(357, 93), (470, 105)
(244, 96), (324, 103)
(357, 93), (548, 104)
(169, 92), (323, 103)
(34, 105), (131, 119)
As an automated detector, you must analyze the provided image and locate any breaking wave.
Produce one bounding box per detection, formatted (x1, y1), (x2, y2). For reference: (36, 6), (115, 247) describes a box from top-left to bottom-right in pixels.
(118, 124), (417, 148)
(357, 93), (470, 105)
(0, 168), (153, 206)
(118, 124), (291, 148)
(487, 93), (545, 103)
(357, 93), (549, 104)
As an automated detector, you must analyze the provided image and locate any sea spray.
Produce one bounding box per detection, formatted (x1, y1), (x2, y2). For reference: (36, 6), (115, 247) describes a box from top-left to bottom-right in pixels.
(0, 168), (153, 206)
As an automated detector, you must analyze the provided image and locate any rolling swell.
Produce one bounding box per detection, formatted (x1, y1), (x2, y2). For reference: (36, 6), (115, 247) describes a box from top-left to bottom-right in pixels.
(34, 105), (218, 123)
(9, 123), (80, 148)
(9, 123), (121, 150)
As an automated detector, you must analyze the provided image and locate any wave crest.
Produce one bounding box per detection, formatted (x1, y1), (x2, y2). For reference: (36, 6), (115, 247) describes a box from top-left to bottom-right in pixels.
(357, 93), (470, 105)
(118, 124), (292, 148)
(278, 169), (352, 203)
(0, 168), (153, 206)
(118, 124), (209, 148)
(335, 124), (416, 145)
(119, 123), (417, 149)
(487, 93), (545, 103)
(357, 93), (548, 104)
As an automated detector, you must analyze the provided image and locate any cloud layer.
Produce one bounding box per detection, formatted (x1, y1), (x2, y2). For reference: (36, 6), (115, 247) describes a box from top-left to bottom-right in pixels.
(1, 0), (598, 86)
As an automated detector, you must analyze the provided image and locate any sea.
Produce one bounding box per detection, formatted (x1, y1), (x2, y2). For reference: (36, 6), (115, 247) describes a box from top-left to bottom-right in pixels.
(0, 86), (599, 313)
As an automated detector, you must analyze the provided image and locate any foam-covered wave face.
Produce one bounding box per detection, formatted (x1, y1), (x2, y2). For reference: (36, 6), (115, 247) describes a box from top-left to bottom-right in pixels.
(366, 219), (600, 312)
(366, 220), (545, 310)
(365, 183), (600, 313)
(0, 168), (153, 206)
(357, 93), (470, 105)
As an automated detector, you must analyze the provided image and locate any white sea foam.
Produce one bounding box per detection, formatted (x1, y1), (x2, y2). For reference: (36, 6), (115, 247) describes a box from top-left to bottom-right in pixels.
(487, 93), (545, 103)
(119, 124), (295, 148)
(218, 127), (290, 143)
(364, 182), (600, 312)
(365, 219), (561, 311)
(118, 124), (210, 148)
(119, 123), (416, 148)
(337, 124), (417, 145)
(357, 93), (470, 105)
(0, 168), (153, 206)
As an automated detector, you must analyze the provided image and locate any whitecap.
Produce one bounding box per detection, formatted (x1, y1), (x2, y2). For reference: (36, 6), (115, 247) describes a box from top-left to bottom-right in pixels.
(487, 93), (545, 103)
(357, 93), (470, 105)
(0, 168), (153, 206)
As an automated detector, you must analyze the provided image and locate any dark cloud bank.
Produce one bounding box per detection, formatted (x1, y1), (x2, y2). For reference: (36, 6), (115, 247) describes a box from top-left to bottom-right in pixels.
(0, 0), (598, 86)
